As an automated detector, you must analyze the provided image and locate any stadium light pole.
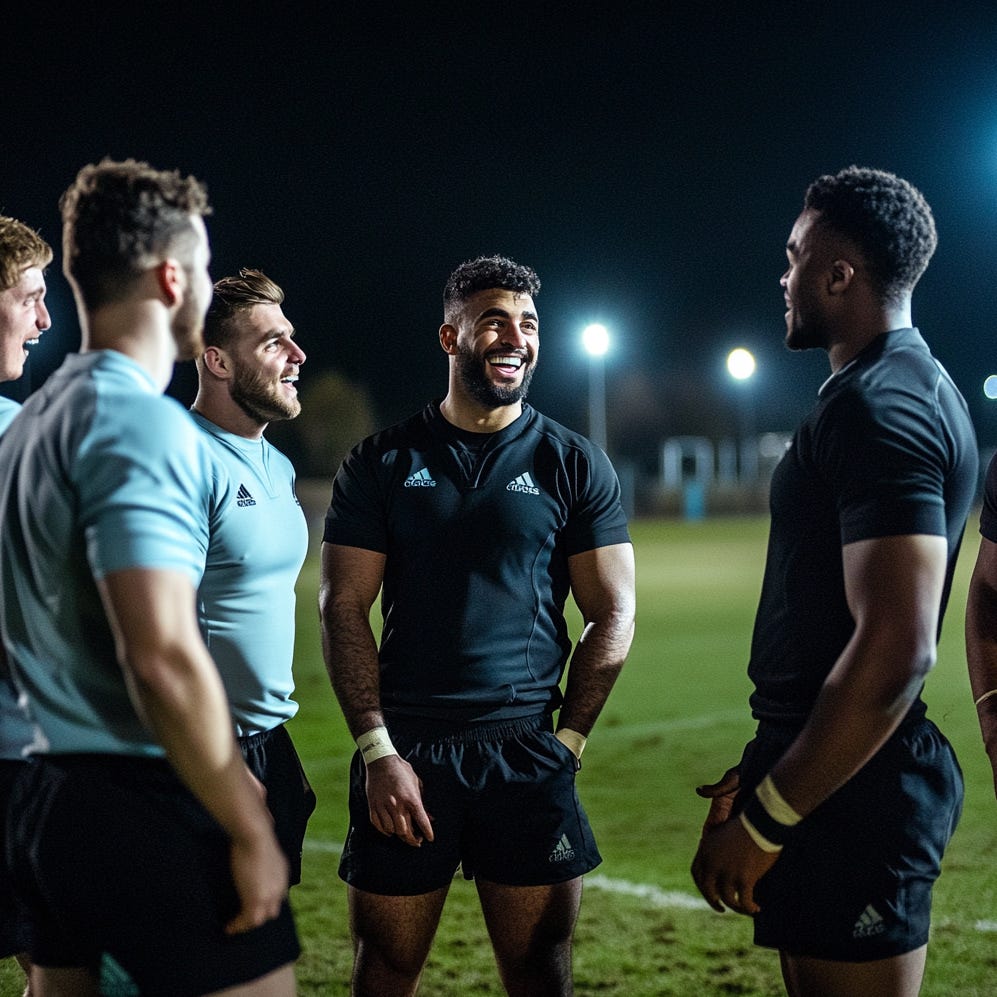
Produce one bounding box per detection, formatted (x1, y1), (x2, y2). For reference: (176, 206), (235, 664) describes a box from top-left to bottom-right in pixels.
(582, 323), (610, 453)
(727, 347), (757, 481)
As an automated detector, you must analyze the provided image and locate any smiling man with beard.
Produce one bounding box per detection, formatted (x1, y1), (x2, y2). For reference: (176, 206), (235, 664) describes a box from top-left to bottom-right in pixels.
(320, 255), (636, 995)
(190, 268), (316, 891)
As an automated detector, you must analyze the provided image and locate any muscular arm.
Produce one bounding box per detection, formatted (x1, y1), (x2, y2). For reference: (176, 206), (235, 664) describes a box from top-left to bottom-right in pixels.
(98, 567), (287, 934)
(318, 542), (386, 738)
(966, 535), (997, 794)
(318, 541), (433, 845)
(557, 542), (636, 737)
(769, 532), (947, 814)
(692, 532), (947, 914)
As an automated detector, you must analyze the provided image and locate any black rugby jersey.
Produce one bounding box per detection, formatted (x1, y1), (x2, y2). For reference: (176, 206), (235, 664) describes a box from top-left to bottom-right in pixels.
(748, 328), (977, 727)
(324, 401), (631, 722)
(978, 452), (997, 543)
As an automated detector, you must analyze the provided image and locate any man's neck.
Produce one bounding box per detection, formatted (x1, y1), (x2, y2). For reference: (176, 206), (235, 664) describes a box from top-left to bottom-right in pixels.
(83, 300), (179, 393)
(826, 301), (913, 373)
(191, 390), (267, 440)
(438, 393), (523, 433)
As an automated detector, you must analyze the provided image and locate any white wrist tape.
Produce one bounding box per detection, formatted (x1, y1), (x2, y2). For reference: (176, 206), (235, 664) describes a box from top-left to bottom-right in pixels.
(555, 728), (587, 760)
(755, 774), (802, 827)
(356, 725), (398, 764)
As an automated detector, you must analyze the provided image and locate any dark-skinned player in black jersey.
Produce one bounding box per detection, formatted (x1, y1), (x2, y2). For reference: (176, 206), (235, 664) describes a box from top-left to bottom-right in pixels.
(692, 168), (977, 997)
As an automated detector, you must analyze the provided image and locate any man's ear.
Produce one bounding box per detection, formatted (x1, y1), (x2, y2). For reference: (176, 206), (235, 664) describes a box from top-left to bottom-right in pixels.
(827, 258), (856, 296)
(156, 258), (184, 306)
(439, 323), (458, 355)
(202, 345), (231, 378)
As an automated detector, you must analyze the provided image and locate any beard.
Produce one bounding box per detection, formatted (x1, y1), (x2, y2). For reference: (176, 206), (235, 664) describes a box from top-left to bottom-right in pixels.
(454, 342), (536, 408)
(231, 362), (301, 424)
(784, 308), (829, 353)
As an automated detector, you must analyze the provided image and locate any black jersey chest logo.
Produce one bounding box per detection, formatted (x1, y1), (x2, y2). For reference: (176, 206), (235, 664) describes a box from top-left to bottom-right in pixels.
(404, 466), (437, 488)
(506, 472), (540, 495)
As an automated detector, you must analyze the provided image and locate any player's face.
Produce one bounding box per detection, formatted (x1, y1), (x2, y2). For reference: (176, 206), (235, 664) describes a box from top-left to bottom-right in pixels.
(0, 265), (50, 382)
(229, 302), (306, 424)
(451, 288), (538, 408)
(781, 209), (832, 352)
(173, 216), (213, 362)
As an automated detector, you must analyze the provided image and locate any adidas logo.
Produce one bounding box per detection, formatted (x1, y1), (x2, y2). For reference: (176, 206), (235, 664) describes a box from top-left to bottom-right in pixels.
(236, 483), (257, 507)
(852, 904), (886, 939)
(404, 466), (437, 488)
(548, 833), (576, 864)
(99, 952), (140, 996)
(507, 472), (540, 495)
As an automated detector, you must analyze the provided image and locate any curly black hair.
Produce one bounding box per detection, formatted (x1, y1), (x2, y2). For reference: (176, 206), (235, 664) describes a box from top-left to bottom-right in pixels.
(443, 255), (540, 318)
(803, 166), (937, 304)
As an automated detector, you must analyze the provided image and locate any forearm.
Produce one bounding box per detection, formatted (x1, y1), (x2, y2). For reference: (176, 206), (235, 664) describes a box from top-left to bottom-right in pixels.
(966, 582), (997, 755)
(768, 634), (929, 817)
(320, 603), (385, 738)
(558, 611), (634, 735)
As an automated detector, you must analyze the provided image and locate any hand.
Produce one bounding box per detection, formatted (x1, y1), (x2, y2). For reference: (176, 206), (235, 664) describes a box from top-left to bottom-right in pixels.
(365, 753), (434, 847)
(224, 827), (289, 935)
(696, 764), (741, 833)
(690, 816), (779, 916)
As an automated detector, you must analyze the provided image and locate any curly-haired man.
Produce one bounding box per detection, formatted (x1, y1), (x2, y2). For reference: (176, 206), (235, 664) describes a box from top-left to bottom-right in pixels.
(320, 255), (636, 994)
(693, 168), (977, 997)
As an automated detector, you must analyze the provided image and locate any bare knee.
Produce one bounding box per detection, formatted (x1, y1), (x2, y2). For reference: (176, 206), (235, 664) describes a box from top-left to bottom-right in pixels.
(349, 885), (448, 996)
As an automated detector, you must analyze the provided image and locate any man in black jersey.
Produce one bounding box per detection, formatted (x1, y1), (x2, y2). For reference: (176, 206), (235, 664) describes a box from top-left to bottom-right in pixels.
(691, 168), (977, 997)
(965, 384), (997, 815)
(320, 255), (636, 995)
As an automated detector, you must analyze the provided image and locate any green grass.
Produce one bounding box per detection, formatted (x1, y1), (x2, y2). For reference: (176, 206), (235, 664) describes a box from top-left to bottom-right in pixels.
(3, 513), (996, 995)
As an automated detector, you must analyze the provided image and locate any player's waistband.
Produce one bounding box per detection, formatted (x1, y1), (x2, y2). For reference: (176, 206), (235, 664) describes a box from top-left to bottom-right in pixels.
(383, 712), (552, 745)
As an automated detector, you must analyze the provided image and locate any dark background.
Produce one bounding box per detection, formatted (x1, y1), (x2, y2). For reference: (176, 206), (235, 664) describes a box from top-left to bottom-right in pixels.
(4, 2), (997, 472)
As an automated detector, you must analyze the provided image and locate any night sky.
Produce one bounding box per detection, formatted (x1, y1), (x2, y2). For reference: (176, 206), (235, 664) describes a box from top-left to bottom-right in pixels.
(4, 3), (997, 471)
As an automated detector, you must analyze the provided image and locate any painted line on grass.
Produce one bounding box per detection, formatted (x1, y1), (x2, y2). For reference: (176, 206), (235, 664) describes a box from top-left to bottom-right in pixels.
(303, 839), (703, 911)
(303, 838), (997, 932)
(584, 874), (710, 910)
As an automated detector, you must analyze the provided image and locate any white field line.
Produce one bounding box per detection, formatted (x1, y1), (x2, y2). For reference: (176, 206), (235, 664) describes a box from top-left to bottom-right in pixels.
(302, 712), (996, 928)
(302, 839), (997, 931)
(303, 839), (701, 911)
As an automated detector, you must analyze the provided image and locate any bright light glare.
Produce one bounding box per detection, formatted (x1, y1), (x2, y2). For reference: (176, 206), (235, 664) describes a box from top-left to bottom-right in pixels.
(727, 347), (756, 381)
(985, 375), (997, 399)
(582, 323), (610, 357)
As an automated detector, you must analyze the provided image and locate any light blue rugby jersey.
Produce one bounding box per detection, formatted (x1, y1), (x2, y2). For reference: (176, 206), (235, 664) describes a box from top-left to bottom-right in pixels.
(0, 396), (20, 436)
(0, 351), (213, 756)
(0, 395), (32, 759)
(192, 412), (308, 735)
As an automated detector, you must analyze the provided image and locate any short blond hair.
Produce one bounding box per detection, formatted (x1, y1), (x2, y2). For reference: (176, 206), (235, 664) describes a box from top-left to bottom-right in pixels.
(0, 215), (53, 292)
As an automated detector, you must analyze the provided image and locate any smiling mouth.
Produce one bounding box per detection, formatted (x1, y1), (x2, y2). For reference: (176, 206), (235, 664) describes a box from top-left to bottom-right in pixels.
(487, 354), (525, 373)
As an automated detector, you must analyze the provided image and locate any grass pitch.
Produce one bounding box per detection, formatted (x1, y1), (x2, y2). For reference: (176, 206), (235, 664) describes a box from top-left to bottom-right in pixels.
(3, 513), (996, 995)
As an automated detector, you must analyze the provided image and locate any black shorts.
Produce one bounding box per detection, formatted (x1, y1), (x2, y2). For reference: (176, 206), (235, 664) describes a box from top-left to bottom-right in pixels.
(0, 759), (31, 958)
(239, 724), (316, 886)
(8, 754), (299, 996)
(738, 717), (963, 961)
(340, 714), (601, 895)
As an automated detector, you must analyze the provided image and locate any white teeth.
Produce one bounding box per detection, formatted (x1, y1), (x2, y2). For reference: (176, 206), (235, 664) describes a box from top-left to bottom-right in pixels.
(281, 375), (298, 383)
(488, 355), (523, 368)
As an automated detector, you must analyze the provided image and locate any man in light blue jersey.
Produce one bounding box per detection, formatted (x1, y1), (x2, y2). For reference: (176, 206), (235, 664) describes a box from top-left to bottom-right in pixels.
(190, 267), (315, 886)
(0, 160), (298, 996)
(0, 214), (52, 996)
